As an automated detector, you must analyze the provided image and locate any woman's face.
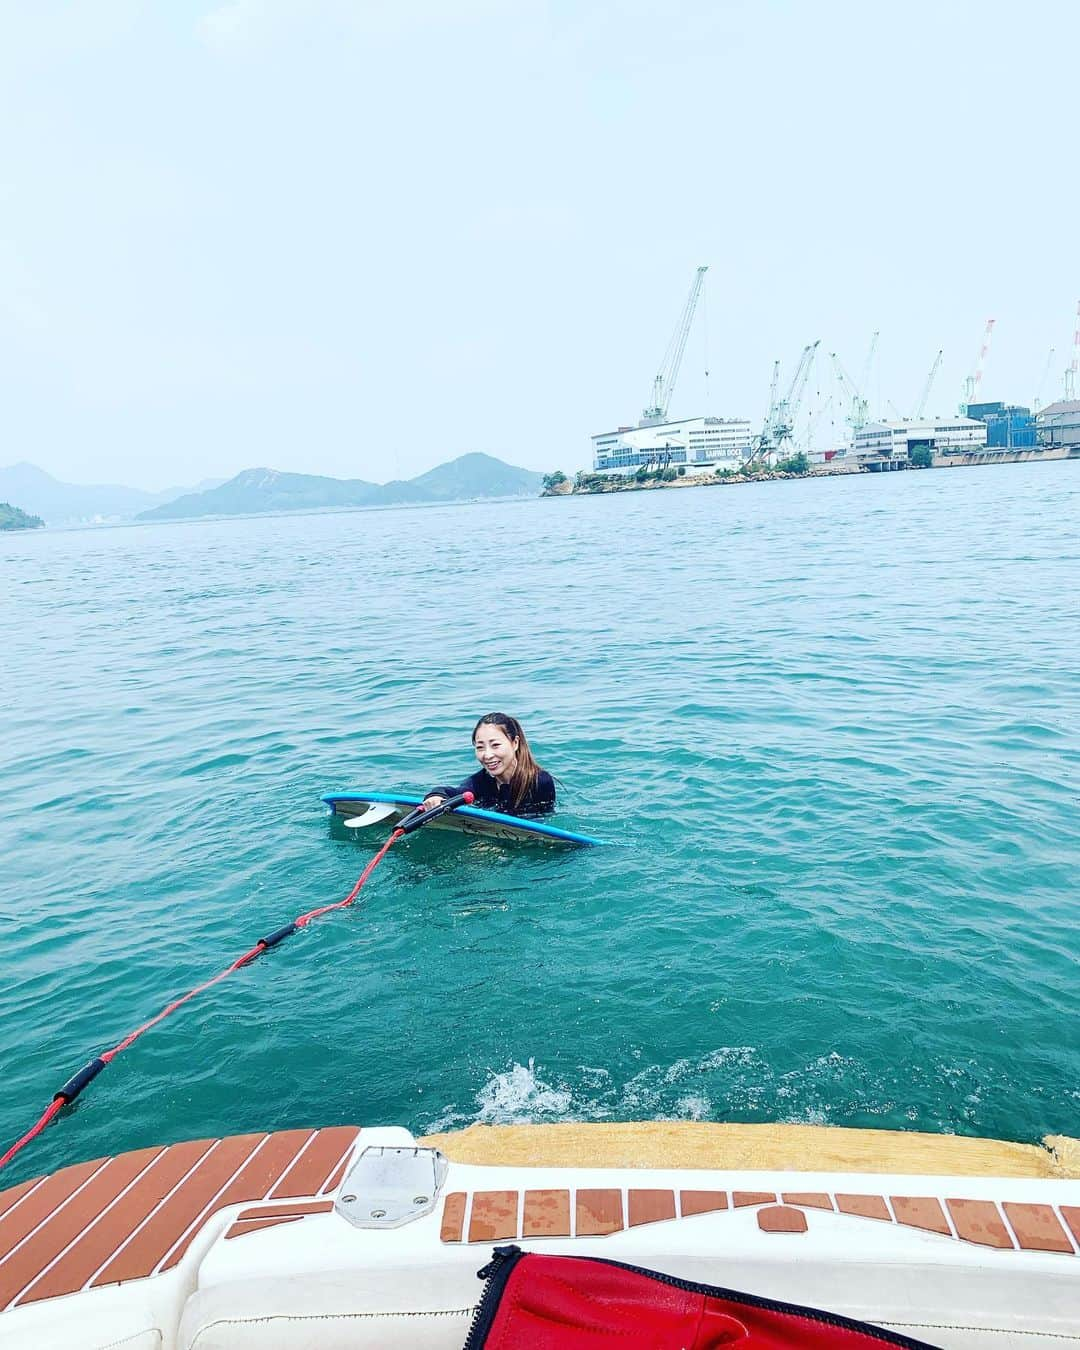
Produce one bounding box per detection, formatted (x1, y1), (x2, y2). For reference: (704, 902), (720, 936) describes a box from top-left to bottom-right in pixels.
(473, 723), (519, 780)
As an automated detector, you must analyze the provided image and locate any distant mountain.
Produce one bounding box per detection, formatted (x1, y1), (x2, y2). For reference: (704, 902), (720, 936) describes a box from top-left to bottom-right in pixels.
(0, 463), (225, 526)
(0, 501), (45, 531)
(141, 467), (385, 520)
(137, 454), (545, 521)
(408, 452), (545, 501)
(156, 476), (228, 499)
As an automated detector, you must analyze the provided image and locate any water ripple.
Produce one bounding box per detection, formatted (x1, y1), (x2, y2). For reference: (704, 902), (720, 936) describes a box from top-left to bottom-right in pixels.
(1, 461), (1079, 1182)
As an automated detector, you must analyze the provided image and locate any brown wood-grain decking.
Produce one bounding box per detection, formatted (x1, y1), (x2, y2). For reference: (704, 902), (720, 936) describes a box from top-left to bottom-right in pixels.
(0, 1126), (360, 1311)
(439, 1185), (1080, 1255)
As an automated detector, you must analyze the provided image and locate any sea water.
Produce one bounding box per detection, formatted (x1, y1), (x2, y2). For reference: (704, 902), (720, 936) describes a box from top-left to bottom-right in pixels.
(1, 461), (1078, 1183)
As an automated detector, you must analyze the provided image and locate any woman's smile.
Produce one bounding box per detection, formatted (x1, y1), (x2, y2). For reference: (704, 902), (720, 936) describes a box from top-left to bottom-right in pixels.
(422, 712), (555, 817)
(474, 725), (519, 783)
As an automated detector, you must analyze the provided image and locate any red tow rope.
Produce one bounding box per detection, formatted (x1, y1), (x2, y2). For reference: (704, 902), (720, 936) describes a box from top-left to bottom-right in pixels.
(0, 815), (405, 1177)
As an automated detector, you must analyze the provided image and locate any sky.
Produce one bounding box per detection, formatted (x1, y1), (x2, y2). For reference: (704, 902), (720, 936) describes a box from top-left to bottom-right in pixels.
(0, 0), (1077, 490)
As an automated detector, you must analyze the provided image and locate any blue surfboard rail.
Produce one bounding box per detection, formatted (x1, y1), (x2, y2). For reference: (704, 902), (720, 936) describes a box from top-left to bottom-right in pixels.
(322, 791), (604, 847)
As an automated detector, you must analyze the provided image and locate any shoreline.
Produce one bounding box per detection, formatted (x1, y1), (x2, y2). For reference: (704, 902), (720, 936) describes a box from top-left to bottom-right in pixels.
(548, 445), (1078, 497)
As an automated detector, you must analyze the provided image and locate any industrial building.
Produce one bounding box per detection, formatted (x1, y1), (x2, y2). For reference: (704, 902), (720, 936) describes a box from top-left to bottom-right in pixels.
(965, 402), (1037, 449)
(592, 416), (753, 474)
(853, 417), (987, 468)
(1035, 400), (1080, 449)
(591, 282), (1079, 477)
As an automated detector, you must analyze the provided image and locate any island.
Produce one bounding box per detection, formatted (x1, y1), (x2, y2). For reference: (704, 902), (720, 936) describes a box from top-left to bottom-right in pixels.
(0, 501), (45, 531)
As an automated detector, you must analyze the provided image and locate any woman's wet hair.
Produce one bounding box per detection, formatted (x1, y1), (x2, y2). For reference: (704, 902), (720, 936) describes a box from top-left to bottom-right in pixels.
(472, 712), (543, 810)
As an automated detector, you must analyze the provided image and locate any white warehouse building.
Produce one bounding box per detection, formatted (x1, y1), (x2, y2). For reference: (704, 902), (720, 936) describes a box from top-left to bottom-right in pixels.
(853, 416), (987, 468)
(592, 415), (753, 475)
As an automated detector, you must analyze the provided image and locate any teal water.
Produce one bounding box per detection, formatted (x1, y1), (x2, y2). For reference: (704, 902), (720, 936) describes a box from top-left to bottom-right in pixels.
(2, 462), (1078, 1185)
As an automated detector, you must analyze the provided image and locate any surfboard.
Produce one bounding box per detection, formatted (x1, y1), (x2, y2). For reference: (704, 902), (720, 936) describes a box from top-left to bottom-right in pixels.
(323, 791), (603, 847)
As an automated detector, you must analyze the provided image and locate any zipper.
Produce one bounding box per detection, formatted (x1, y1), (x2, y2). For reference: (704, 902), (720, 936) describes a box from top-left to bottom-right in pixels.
(461, 1245), (526, 1350)
(464, 1246), (936, 1350)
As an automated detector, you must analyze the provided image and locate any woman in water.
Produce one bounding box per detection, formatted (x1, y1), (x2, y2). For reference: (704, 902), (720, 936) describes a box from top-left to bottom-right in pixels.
(423, 712), (556, 816)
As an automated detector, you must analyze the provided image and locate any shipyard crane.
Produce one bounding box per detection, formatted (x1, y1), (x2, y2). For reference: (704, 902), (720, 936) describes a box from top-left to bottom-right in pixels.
(859, 331), (880, 409)
(766, 360), (780, 424)
(750, 340), (821, 462)
(915, 350), (944, 419)
(1033, 347), (1056, 412)
(830, 352), (870, 432)
(1066, 300), (1080, 402)
(640, 266), (708, 426)
(960, 318), (995, 413)
(806, 394), (835, 445)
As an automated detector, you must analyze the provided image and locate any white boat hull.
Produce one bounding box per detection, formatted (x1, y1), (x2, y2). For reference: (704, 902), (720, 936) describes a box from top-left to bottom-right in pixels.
(1, 1124), (1078, 1348)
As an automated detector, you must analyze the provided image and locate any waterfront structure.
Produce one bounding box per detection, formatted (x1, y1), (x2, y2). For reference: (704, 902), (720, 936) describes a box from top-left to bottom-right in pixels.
(853, 416), (987, 468)
(1035, 399), (1080, 449)
(966, 402), (1036, 449)
(592, 415), (753, 475)
(750, 341), (821, 464)
(591, 267), (753, 476)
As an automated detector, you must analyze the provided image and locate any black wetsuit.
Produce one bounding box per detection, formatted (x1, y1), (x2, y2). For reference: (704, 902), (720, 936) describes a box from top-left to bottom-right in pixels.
(427, 769), (556, 816)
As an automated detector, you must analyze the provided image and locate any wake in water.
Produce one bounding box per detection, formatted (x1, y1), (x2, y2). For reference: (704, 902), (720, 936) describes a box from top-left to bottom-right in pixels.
(426, 1058), (573, 1132)
(421, 1045), (1080, 1138)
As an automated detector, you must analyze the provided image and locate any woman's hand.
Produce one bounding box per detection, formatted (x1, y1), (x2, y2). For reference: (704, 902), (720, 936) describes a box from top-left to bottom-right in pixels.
(421, 795), (445, 811)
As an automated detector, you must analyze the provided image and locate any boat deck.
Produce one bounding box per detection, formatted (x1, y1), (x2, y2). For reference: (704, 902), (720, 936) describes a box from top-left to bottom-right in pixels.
(0, 1126), (357, 1312)
(1, 1123), (1078, 1348)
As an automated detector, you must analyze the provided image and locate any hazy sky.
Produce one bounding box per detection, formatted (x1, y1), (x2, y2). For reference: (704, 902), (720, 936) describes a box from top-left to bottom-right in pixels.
(1, 0), (1077, 489)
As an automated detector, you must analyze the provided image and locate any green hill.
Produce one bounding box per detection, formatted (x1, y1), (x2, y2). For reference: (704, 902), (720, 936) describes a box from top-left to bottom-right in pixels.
(138, 468), (389, 521)
(407, 452), (544, 501)
(137, 454), (545, 521)
(0, 501), (45, 531)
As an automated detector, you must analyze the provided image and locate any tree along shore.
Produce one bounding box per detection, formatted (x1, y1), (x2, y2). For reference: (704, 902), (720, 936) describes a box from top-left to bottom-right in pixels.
(541, 453), (866, 497)
(0, 501), (45, 531)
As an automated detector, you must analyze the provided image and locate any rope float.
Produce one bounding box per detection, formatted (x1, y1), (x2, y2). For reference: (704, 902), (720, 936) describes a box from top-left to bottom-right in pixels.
(0, 792), (474, 1176)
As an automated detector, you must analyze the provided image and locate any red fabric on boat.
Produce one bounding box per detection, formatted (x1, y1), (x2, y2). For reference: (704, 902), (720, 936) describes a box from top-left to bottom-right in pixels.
(469, 1251), (937, 1349)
